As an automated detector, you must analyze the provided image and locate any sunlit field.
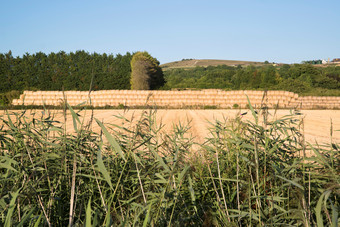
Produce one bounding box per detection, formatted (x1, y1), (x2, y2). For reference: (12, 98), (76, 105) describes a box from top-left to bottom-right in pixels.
(2, 108), (340, 145)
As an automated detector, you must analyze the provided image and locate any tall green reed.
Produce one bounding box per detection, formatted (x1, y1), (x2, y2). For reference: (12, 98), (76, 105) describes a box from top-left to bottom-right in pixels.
(0, 101), (339, 226)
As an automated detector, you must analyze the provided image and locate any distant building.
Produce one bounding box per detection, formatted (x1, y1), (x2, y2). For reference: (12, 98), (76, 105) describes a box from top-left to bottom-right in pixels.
(331, 58), (340, 63)
(322, 59), (327, 64)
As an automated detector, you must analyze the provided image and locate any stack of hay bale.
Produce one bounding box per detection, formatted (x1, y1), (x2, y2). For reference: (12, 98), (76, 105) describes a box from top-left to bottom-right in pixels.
(10, 90), (339, 109)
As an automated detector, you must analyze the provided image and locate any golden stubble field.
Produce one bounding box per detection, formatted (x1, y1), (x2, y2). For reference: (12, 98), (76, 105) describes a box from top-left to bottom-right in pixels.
(1, 109), (340, 147)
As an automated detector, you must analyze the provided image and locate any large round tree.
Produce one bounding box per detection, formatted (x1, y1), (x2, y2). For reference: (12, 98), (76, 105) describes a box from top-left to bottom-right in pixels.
(130, 51), (164, 90)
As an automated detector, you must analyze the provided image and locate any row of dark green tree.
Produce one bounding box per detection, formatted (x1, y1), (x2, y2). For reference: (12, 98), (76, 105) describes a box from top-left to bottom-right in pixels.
(163, 64), (340, 96)
(0, 50), (134, 92)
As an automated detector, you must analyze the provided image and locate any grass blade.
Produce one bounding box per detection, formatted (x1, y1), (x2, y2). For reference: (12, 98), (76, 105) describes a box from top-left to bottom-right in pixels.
(178, 165), (190, 182)
(86, 198), (92, 227)
(33, 213), (43, 227)
(96, 144), (113, 190)
(0, 163), (18, 172)
(246, 95), (258, 125)
(67, 103), (81, 131)
(4, 188), (20, 227)
(95, 118), (126, 162)
(188, 176), (197, 213)
(16, 206), (36, 227)
(277, 175), (304, 190)
(143, 204), (152, 227)
(315, 191), (325, 227)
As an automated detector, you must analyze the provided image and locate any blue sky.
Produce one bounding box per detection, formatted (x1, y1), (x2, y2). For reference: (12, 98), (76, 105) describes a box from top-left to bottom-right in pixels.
(1, 0), (339, 64)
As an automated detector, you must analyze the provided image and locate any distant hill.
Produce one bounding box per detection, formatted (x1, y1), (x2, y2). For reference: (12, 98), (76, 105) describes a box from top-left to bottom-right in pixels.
(160, 59), (265, 70)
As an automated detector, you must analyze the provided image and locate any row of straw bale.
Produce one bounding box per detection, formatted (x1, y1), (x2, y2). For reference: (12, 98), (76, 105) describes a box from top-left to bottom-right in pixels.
(11, 90), (340, 109)
(18, 94), (293, 102)
(12, 99), (291, 107)
(13, 91), (295, 107)
(21, 90), (295, 96)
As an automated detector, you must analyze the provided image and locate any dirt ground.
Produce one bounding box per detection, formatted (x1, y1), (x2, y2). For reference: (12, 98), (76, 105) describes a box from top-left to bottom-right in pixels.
(2, 109), (340, 146)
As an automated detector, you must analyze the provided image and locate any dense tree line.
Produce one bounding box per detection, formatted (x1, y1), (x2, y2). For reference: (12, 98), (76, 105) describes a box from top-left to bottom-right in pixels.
(1, 50), (340, 106)
(163, 64), (340, 96)
(0, 50), (133, 92)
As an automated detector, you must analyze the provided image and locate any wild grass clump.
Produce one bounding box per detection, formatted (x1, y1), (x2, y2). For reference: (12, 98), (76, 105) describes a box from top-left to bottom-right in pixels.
(0, 90), (21, 107)
(0, 102), (339, 226)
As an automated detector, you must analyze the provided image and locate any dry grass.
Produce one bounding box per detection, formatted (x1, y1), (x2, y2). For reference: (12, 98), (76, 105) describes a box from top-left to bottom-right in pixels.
(161, 59), (265, 70)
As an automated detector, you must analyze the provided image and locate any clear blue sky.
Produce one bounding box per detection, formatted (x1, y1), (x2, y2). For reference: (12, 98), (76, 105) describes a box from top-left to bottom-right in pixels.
(1, 0), (339, 64)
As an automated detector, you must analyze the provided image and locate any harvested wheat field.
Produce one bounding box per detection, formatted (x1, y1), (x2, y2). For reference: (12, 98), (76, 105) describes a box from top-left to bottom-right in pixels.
(2, 109), (340, 146)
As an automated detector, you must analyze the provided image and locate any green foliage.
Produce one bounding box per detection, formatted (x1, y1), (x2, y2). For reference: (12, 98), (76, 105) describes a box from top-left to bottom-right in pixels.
(163, 64), (340, 96)
(203, 105), (217, 109)
(130, 51), (165, 90)
(233, 103), (239, 109)
(1, 105), (339, 225)
(0, 51), (133, 92)
(275, 78), (311, 94)
(0, 94), (7, 106)
(0, 91), (21, 106)
(1, 49), (340, 98)
(302, 59), (323, 64)
(117, 103), (125, 109)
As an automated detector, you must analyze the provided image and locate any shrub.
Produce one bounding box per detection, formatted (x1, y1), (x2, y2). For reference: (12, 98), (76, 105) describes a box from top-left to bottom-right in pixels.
(130, 51), (165, 90)
(0, 90), (21, 106)
(203, 105), (218, 109)
(118, 103), (125, 109)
